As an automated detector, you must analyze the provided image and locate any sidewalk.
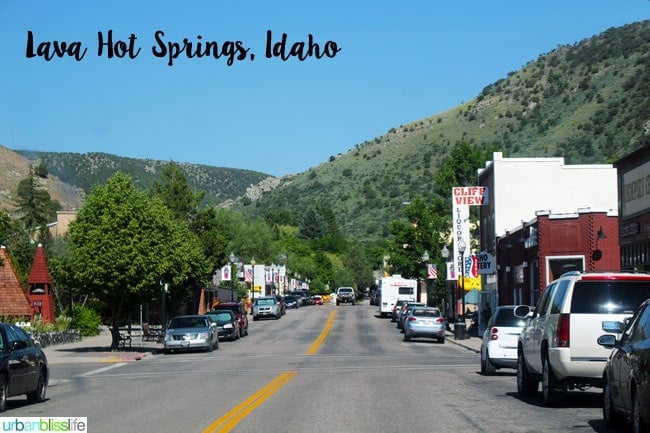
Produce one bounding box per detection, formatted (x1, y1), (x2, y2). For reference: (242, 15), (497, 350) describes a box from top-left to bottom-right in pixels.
(445, 326), (482, 353)
(42, 328), (163, 364)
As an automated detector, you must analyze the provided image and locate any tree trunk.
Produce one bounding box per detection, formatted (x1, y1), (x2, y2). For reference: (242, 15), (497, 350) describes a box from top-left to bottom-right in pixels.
(110, 319), (121, 351)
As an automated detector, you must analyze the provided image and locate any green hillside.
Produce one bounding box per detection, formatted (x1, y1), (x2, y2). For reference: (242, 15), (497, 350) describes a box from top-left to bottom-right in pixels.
(241, 20), (650, 241)
(14, 151), (272, 207)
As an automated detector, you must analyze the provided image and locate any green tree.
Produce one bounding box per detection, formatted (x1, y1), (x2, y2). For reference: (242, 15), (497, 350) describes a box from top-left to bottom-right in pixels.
(150, 161), (205, 222)
(15, 169), (60, 238)
(298, 209), (327, 240)
(63, 173), (207, 349)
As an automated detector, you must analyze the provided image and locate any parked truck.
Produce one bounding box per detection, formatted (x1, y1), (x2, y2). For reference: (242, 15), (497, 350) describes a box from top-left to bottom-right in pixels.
(378, 275), (418, 318)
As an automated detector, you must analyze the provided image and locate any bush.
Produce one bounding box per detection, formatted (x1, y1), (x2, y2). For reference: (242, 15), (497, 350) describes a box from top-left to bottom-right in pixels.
(69, 304), (101, 337)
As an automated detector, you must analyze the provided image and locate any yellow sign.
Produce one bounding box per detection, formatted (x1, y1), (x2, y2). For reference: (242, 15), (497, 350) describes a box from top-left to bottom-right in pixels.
(459, 275), (481, 291)
(252, 285), (261, 293)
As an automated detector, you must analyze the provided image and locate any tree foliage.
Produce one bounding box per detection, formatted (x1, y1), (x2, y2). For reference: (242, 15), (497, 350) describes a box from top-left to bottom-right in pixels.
(62, 172), (208, 349)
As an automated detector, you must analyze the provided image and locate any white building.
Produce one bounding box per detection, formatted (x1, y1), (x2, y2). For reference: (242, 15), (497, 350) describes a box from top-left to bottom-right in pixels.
(478, 152), (618, 293)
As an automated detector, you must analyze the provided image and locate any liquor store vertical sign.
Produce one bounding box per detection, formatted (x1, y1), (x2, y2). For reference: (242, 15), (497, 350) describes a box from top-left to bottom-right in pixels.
(452, 187), (488, 280)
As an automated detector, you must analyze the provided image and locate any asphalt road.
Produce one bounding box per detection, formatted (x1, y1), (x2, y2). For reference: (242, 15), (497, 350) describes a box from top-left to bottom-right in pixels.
(6, 302), (624, 433)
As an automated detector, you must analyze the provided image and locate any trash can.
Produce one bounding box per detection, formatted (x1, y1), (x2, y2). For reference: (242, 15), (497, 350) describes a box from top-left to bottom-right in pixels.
(454, 321), (466, 340)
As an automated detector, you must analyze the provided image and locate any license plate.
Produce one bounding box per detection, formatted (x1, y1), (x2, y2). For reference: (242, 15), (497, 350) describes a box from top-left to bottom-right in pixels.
(181, 340), (190, 347)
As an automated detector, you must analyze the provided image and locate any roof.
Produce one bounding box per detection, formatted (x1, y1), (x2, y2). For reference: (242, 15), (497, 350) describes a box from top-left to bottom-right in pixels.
(27, 244), (52, 285)
(0, 246), (32, 317)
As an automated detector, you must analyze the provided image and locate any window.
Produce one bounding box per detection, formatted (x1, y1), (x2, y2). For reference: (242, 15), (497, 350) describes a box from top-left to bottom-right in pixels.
(570, 281), (650, 314)
(536, 282), (556, 316)
(493, 308), (526, 327)
(550, 280), (570, 314)
(398, 287), (413, 295)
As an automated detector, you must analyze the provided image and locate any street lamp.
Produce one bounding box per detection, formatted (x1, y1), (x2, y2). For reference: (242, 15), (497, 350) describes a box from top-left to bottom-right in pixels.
(278, 254), (288, 295)
(229, 251), (237, 301)
(421, 250), (430, 305)
(441, 245), (450, 319)
(459, 239), (467, 328)
(250, 258), (256, 307)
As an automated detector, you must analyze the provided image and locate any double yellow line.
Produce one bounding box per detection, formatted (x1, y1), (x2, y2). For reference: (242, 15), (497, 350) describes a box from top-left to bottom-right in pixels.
(202, 371), (297, 433)
(202, 310), (336, 433)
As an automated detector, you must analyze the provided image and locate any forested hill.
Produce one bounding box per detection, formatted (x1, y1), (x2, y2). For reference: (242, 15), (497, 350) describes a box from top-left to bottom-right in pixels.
(241, 20), (650, 242)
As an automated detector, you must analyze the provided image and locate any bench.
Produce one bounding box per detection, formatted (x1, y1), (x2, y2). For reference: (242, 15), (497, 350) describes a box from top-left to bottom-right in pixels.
(142, 323), (163, 342)
(118, 333), (132, 349)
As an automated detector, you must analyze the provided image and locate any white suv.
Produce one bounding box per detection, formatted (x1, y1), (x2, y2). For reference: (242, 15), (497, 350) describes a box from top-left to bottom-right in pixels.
(517, 271), (650, 406)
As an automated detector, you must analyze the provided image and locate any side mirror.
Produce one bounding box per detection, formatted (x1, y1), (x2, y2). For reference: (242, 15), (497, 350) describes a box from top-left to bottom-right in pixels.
(10, 340), (27, 351)
(597, 334), (617, 349)
(514, 305), (531, 318)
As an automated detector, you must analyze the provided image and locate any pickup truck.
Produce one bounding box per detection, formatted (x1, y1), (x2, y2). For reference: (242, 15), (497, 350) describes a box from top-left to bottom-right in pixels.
(336, 287), (355, 305)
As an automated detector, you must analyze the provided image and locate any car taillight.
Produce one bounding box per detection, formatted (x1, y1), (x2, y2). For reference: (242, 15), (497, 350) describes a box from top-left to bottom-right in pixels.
(490, 327), (499, 341)
(407, 317), (417, 322)
(557, 313), (570, 347)
(435, 318), (444, 323)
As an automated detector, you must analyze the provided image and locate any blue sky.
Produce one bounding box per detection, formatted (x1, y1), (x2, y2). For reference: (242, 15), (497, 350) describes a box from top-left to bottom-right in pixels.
(1, 1), (648, 177)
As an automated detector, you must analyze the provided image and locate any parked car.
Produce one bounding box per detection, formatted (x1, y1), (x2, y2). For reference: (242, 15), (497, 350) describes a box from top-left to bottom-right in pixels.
(284, 295), (300, 309)
(597, 298), (650, 432)
(480, 305), (532, 375)
(0, 323), (48, 412)
(205, 310), (239, 341)
(397, 302), (425, 330)
(163, 315), (219, 354)
(403, 307), (446, 343)
(391, 300), (408, 322)
(517, 271), (650, 406)
(252, 296), (282, 321)
(336, 287), (355, 305)
(312, 295), (323, 305)
(369, 290), (380, 306)
(212, 302), (249, 337)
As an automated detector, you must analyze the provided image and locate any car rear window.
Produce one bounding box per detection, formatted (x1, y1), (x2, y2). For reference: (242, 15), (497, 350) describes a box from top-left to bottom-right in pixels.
(493, 308), (527, 327)
(571, 280), (650, 314)
(413, 309), (440, 317)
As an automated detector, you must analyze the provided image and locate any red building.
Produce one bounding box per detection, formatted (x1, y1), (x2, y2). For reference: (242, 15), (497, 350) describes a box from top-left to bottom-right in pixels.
(26, 244), (56, 323)
(496, 209), (619, 307)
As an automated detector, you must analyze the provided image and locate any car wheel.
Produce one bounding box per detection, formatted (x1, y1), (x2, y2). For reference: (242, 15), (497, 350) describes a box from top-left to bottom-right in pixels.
(484, 350), (496, 375)
(403, 333), (411, 342)
(27, 370), (47, 404)
(633, 386), (649, 433)
(336, 301), (340, 306)
(253, 316), (259, 321)
(603, 378), (624, 428)
(438, 337), (445, 344)
(480, 349), (487, 374)
(542, 356), (566, 406)
(0, 375), (6, 412)
(517, 351), (539, 397)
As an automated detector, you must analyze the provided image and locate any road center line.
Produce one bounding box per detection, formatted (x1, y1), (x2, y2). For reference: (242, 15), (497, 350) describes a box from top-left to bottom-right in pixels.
(202, 371), (297, 433)
(305, 309), (336, 355)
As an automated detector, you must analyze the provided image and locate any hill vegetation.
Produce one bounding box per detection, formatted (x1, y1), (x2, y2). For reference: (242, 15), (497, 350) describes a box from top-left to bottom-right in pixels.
(7, 20), (650, 244)
(241, 19), (650, 241)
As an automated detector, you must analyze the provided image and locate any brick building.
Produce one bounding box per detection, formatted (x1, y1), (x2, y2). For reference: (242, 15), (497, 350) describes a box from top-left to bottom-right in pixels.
(496, 209), (619, 306)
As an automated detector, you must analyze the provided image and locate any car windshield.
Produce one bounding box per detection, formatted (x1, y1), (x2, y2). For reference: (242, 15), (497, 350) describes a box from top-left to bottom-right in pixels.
(169, 317), (208, 328)
(207, 312), (233, 322)
(493, 308), (527, 327)
(256, 298), (275, 305)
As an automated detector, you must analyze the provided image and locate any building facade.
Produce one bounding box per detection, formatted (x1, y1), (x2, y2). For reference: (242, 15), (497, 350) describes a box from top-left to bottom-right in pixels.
(478, 152), (618, 301)
(615, 145), (650, 272)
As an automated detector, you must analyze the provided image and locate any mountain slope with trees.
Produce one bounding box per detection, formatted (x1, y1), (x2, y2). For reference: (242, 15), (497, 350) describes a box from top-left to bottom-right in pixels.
(242, 19), (650, 242)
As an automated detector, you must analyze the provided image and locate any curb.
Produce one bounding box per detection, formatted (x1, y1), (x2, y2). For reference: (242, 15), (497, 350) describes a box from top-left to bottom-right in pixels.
(445, 331), (480, 353)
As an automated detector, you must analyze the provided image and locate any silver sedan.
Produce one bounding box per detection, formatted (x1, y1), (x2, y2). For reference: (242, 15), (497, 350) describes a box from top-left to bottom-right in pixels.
(163, 315), (219, 354)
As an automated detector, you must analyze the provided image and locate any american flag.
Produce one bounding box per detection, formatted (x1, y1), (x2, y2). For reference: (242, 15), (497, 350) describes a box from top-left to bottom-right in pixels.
(244, 265), (252, 282)
(427, 263), (438, 279)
